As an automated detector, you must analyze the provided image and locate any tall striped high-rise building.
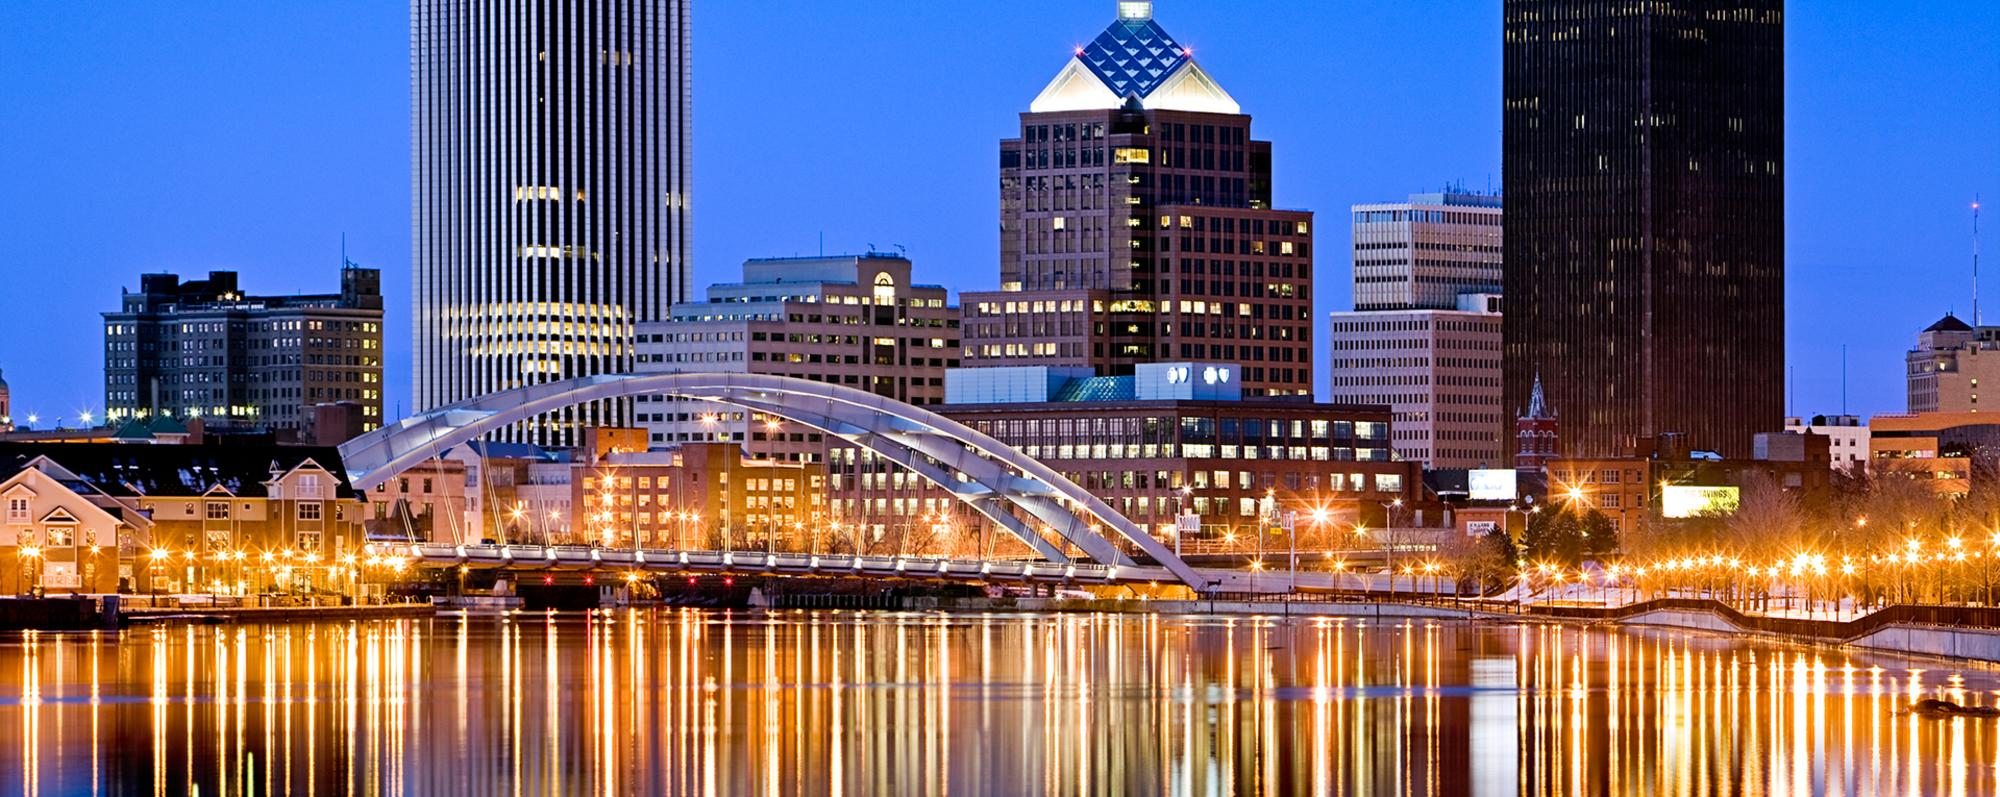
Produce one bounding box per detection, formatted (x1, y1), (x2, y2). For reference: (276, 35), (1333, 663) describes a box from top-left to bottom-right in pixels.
(411, 0), (691, 445)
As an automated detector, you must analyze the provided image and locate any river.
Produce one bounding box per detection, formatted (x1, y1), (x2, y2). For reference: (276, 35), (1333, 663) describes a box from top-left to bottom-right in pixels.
(0, 610), (1991, 795)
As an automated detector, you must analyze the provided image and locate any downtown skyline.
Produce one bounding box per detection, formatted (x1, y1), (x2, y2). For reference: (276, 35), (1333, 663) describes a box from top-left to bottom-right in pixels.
(0, 0), (1995, 424)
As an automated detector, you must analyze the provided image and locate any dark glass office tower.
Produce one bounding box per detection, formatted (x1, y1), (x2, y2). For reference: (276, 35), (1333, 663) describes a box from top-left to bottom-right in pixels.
(1502, 1), (1784, 458)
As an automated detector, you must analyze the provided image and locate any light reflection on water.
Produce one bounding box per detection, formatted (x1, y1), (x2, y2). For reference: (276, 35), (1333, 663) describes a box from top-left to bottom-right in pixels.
(0, 611), (1994, 796)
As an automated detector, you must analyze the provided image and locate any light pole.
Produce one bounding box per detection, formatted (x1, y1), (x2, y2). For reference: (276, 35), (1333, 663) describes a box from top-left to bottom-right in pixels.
(19, 545), (41, 597)
(1176, 485), (1194, 558)
(1382, 498), (1404, 599)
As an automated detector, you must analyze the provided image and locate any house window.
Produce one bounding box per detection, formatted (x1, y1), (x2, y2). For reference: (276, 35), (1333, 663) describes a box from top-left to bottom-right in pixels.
(298, 474), (323, 500)
(205, 530), (230, 551)
(297, 532), (322, 552)
(297, 503), (322, 521)
(206, 502), (230, 520)
(45, 526), (74, 547)
(5, 498), (26, 525)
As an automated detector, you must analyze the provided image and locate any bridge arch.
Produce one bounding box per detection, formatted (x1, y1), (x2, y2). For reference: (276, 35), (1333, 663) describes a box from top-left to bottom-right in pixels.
(338, 373), (1208, 588)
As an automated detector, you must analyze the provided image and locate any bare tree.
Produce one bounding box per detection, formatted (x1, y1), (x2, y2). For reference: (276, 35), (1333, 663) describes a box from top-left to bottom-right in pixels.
(1724, 472), (1810, 561)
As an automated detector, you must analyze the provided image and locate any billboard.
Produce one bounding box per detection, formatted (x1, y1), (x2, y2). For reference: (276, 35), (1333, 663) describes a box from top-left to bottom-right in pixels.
(1468, 469), (1518, 501)
(1660, 485), (1741, 518)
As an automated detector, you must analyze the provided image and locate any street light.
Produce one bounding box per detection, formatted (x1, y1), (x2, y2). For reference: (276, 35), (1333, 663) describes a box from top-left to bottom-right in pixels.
(18, 545), (41, 597)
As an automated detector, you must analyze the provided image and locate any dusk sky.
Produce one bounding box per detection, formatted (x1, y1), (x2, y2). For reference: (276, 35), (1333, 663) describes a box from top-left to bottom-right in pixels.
(0, 1), (1993, 425)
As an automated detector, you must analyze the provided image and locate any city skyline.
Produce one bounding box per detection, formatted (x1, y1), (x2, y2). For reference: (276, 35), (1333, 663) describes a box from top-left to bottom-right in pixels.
(0, 1), (1994, 425)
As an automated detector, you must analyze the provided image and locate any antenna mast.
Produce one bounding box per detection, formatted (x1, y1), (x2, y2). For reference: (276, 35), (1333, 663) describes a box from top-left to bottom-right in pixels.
(1977, 196), (1984, 326)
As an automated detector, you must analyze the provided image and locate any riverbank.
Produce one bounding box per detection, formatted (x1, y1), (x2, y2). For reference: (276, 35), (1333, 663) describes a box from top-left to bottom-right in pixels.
(121, 604), (435, 625)
(12, 588), (2000, 666)
(914, 594), (2000, 665)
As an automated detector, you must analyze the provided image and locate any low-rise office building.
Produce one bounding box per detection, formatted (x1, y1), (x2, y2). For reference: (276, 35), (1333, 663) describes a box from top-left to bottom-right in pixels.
(633, 254), (957, 461)
(875, 363), (1419, 555)
(1548, 432), (1832, 535)
(1868, 411), (2000, 496)
(1350, 192), (1504, 312)
(102, 267), (385, 442)
(1905, 313), (2000, 414)
(1328, 294), (1504, 469)
(572, 439), (827, 551)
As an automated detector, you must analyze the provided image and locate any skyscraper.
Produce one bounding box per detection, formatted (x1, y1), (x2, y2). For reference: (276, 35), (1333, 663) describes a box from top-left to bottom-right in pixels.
(960, 1), (1315, 398)
(412, 0), (691, 445)
(1503, 1), (1784, 458)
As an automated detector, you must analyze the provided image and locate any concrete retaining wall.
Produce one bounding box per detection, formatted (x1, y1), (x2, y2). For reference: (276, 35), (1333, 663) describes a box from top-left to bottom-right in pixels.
(1619, 609), (1752, 634)
(1847, 624), (2000, 661)
(1604, 606), (2000, 664)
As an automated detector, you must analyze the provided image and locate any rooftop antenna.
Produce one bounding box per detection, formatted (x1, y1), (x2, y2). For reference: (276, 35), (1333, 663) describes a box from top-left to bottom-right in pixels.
(1976, 195), (1984, 326)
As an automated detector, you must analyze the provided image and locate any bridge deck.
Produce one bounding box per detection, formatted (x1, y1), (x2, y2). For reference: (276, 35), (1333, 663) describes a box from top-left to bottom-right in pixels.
(376, 543), (1418, 596)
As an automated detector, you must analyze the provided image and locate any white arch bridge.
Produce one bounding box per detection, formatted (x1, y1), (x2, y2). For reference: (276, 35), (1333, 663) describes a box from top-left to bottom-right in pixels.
(338, 373), (1262, 591)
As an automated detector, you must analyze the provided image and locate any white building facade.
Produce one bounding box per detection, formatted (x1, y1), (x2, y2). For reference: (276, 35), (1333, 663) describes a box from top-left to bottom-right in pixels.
(411, 0), (691, 446)
(1351, 192), (1503, 311)
(1328, 295), (1504, 470)
(1785, 415), (1870, 475)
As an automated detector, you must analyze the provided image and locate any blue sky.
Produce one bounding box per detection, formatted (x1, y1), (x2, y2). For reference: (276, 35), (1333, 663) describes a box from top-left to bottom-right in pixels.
(0, 1), (1993, 425)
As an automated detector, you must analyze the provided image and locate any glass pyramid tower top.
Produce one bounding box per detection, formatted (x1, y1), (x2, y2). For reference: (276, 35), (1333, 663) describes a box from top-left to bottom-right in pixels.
(1029, 2), (1241, 115)
(1080, 10), (1190, 99)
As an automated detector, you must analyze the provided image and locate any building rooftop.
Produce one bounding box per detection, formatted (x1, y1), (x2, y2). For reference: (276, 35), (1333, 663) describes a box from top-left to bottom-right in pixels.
(0, 443), (359, 499)
(1926, 312), (1974, 333)
(1029, 2), (1240, 115)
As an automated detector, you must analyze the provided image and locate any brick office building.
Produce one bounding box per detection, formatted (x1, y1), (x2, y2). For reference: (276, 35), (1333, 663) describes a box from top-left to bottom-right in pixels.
(961, 2), (1314, 398)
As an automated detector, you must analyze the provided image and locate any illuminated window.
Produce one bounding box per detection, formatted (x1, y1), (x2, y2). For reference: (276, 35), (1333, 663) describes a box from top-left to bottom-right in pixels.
(1113, 148), (1151, 165)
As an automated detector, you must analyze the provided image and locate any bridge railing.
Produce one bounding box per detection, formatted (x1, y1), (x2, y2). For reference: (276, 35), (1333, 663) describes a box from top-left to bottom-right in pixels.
(394, 544), (1127, 584)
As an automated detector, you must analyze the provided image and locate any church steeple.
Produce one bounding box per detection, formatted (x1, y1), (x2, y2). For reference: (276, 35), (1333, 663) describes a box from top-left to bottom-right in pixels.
(1516, 372), (1561, 472)
(1525, 373), (1552, 419)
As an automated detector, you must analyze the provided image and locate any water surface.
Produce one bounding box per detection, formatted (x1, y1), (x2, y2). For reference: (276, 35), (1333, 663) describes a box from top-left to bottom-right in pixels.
(0, 610), (1993, 795)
